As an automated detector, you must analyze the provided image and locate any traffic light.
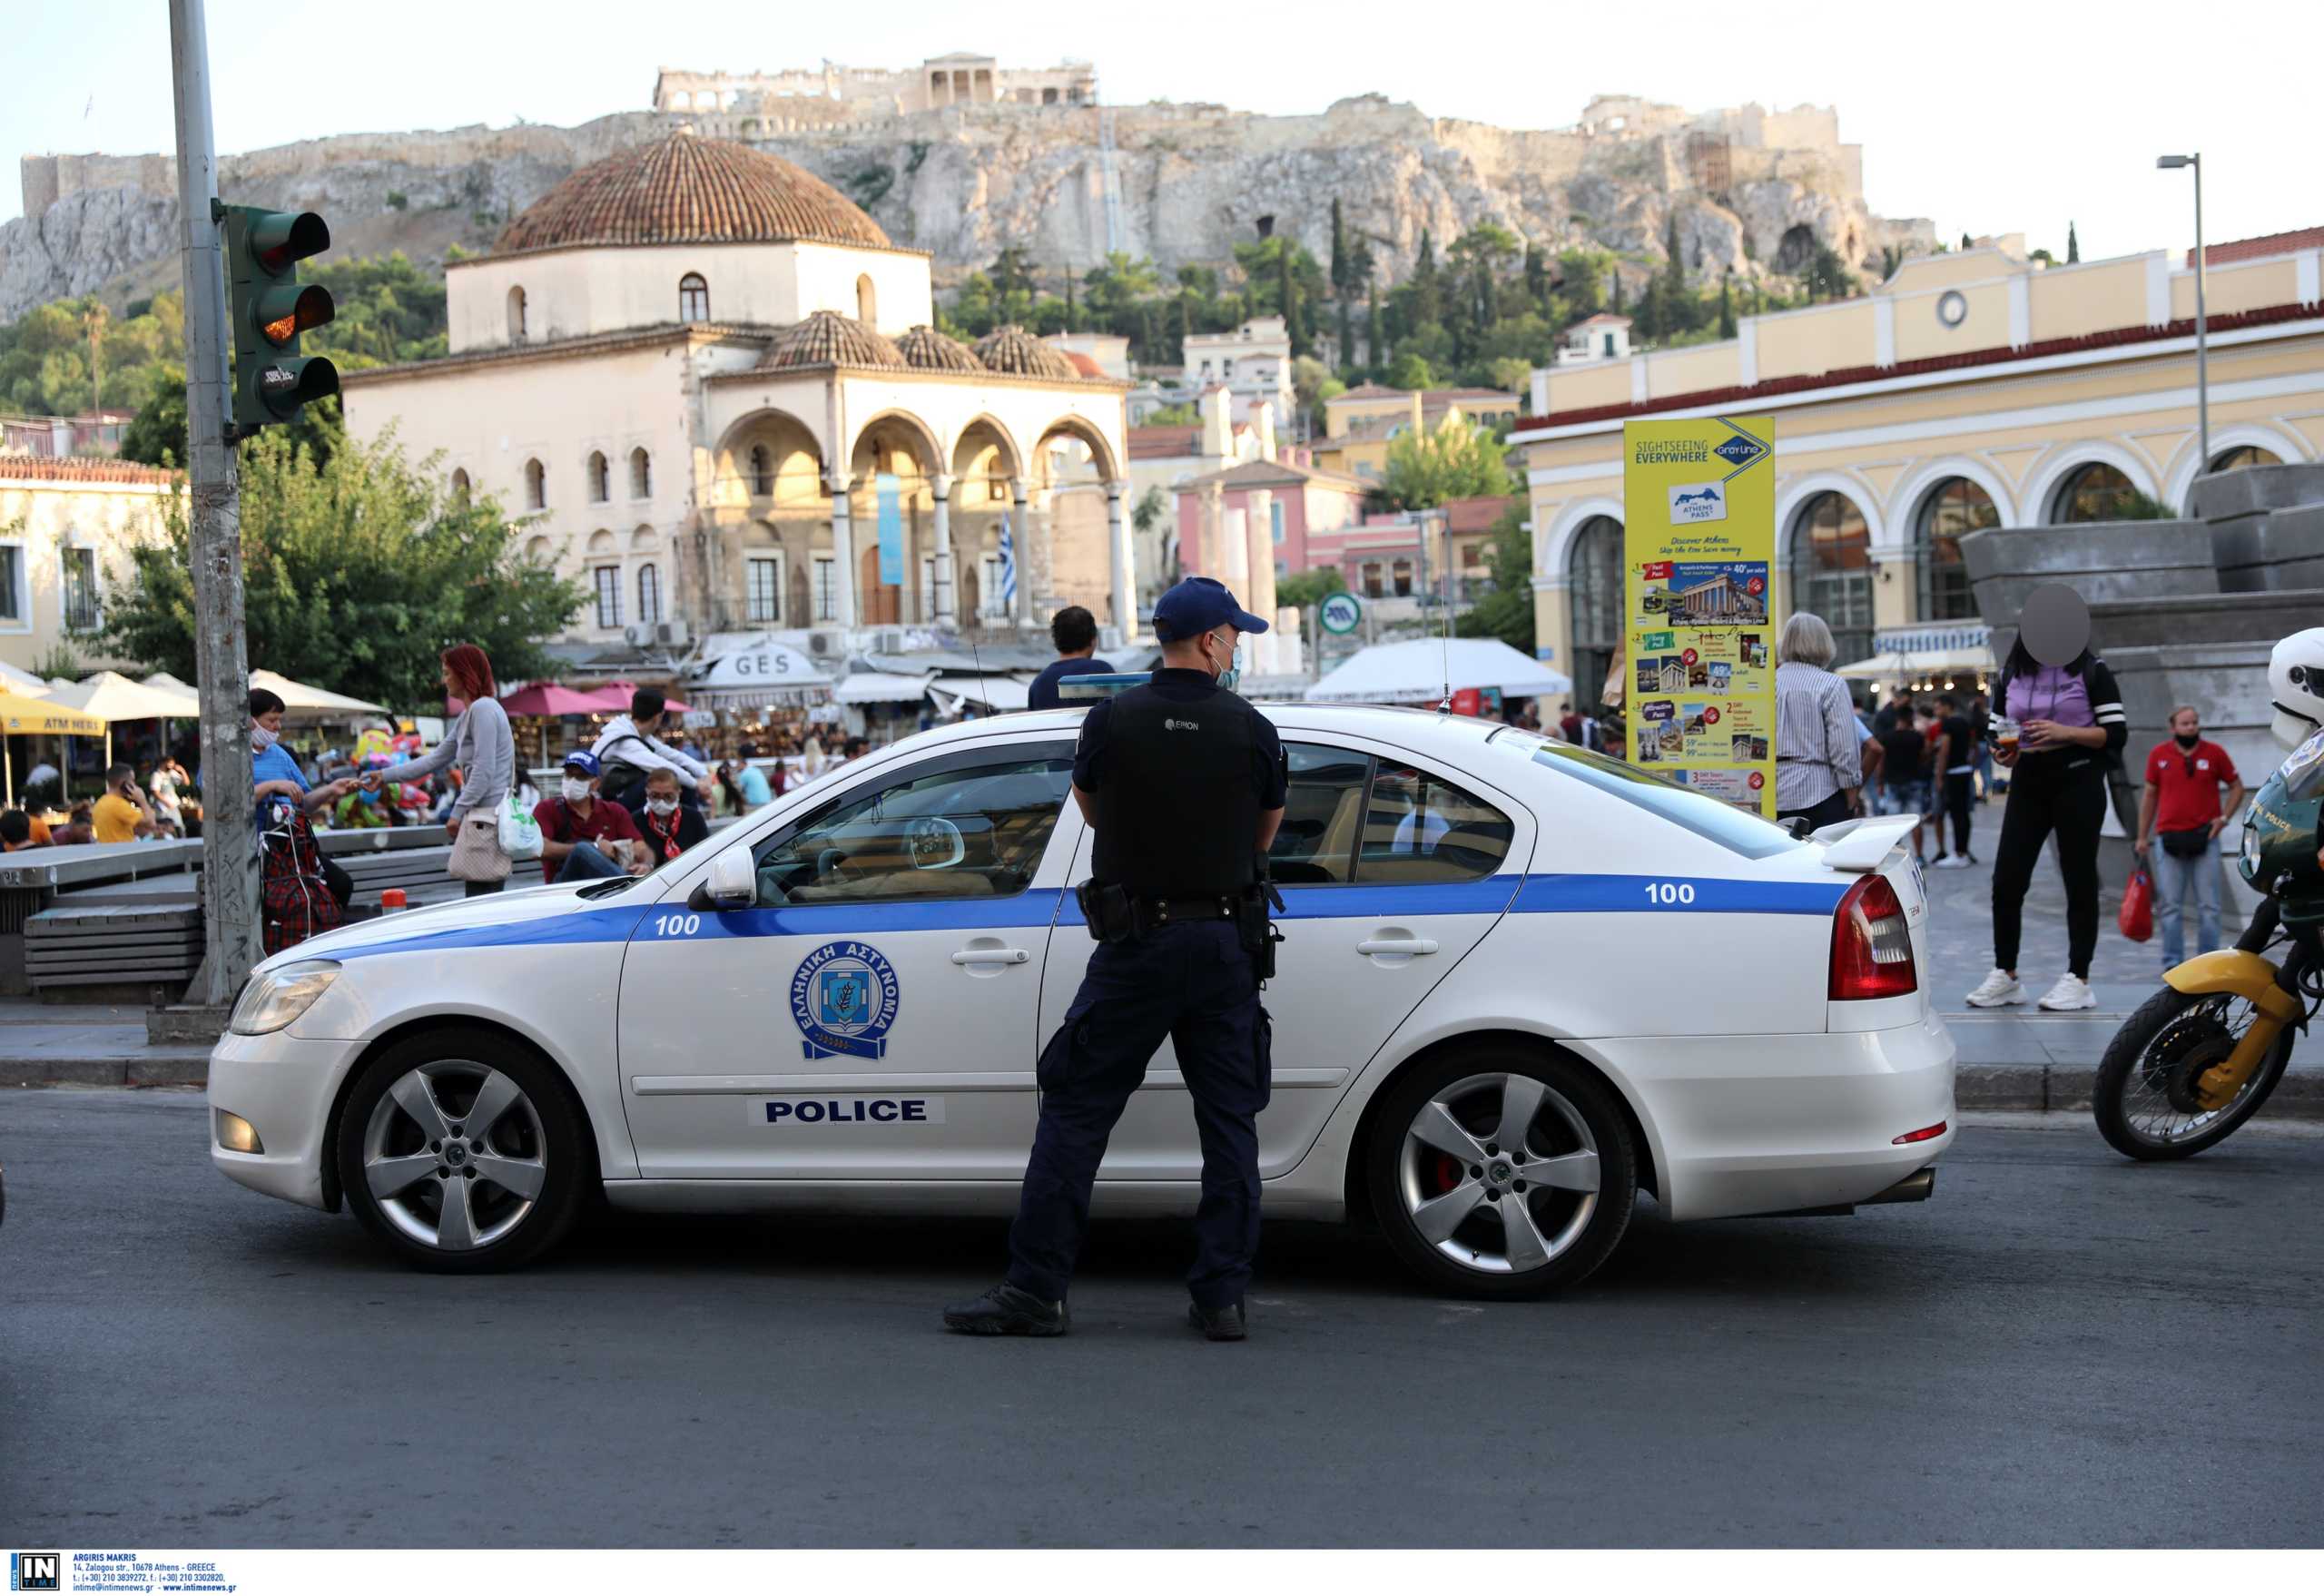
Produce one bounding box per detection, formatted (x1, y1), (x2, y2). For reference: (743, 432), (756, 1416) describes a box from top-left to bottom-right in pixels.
(221, 205), (338, 430)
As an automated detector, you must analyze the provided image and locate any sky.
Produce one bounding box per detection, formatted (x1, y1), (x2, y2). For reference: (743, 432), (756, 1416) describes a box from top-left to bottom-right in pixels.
(5, 0), (2318, 263)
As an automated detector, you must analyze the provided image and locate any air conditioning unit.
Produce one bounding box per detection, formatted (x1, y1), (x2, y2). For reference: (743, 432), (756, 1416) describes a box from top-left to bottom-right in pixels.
(654, 619), (692, 648)
(806, 630), (842, 657)
(622, 625), (646, 646)
(873, 627), (906, 655)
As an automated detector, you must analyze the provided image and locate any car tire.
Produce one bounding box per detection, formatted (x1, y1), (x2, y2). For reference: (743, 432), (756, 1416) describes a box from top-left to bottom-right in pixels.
(1366, 1044), (1636, 1299)
(335, 1028), (589, 1274)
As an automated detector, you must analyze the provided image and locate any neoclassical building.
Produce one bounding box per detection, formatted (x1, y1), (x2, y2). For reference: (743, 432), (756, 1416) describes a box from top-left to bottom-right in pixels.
(340, 131), (1131, 663)
(1518, 230), (2324, 701)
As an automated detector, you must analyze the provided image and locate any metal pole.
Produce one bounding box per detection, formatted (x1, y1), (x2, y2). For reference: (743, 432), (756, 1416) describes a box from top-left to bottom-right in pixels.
(171, 0), (258, 1004)
(2192, 153), (2210, 473)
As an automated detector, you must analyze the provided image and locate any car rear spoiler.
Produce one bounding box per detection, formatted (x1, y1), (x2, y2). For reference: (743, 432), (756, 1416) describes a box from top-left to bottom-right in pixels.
(1809, 814), (1921, 873)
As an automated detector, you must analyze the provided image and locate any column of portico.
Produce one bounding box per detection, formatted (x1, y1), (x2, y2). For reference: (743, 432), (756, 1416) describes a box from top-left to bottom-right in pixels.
(1105, 480), (1136, 644)
(931, 472), (956, 629)
(827, 469), (856, 631)
(1009, 477), (1034, 631)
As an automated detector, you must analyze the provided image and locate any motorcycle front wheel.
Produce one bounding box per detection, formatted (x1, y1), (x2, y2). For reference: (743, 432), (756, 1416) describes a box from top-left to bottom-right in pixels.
(2093, 986), (2293, 1159)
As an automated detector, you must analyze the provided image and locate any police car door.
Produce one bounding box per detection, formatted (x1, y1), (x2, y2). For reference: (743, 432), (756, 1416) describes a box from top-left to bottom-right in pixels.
(1042, 732), (1531, 1181)
(615, 736), (1078, 1179)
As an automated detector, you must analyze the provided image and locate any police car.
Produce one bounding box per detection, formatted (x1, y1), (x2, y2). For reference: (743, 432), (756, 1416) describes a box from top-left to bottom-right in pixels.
(207, 705), (1953, 1297)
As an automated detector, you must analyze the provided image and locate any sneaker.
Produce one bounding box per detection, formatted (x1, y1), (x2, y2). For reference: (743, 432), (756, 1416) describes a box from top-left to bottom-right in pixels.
(1965, 968), (2026, 1008)
(942, 1283), (1068, 1337)
(1932, 854), (1971, 870)
(1188, 1301), (1248, 1342)
(2038, 973), (2097, 1011)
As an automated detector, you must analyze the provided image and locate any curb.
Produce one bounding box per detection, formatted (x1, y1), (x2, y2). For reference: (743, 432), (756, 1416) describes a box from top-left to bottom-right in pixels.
(3, 1054), (212, 1089)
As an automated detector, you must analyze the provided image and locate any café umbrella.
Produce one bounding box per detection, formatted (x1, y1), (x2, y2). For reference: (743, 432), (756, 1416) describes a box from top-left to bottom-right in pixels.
(0, 691), (108, 806)
(44, 671), (199, 769)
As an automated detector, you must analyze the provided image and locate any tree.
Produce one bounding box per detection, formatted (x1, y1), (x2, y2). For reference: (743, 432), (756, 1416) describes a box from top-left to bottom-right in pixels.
(1384, 350), (1435, 390)
(1960, 232), (1974, 251)
(1453, 499), (1535, 653)
(103, 416), (585, 707)
(2067, 220), (2081, 264)
(1806, 246), (1853, 303)
(1062, 270), (1076, 332)
(1379, 414), (1514, 510)
(1278, 242), (1306, 355)
(1718, 270), (1736, 338)
(1130, 486), (1168, 537)
(83, 300), (109, 411)
(119, 366), (187, 467)
(1365, 277), (1384, 375)
(1275, 566), (1347, 611)
(1331, 198), (1354, 373)
(1291, 354), (1335, 420)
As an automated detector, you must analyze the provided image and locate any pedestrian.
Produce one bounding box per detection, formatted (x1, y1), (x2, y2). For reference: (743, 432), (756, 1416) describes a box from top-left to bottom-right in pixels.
(945, 576), (1285, 1342)
(1872, 704), (1931, 862)
(1965, 631), (2126, 1011)
(1558, 701), (1582, 744)
(2134, 706), (2246, 968)
(735, 758), (774, 809)
(148, 755), (188, 834)
(0, 809), (52, 851)
(1928, 693), (1979, 868)
(1027, 605), (1116, 710)
(530, 750), (644, 883)
(243, 687), (359, 906)
(1772, 612), (1863, 831)
(93, 763), (157, 842)
(591, 688), (713, 813)
(629, 765), (709, 865)
(1970, 691), (1998, 796)
(390, 645), (517, 897)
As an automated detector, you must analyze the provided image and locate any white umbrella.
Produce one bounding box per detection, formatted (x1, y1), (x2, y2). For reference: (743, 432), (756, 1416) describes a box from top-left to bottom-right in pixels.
(1305, 638), (1572, 704)
(45, 671), (203, 769)
(928, 675), (1030, 713)
(833, 671), (934, 705)
(0, 661), (50, 697)
(250, 668), (388, 718)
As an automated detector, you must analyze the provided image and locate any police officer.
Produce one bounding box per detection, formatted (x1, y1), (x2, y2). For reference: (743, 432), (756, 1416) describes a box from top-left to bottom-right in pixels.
(944, 576), (1286, 1342)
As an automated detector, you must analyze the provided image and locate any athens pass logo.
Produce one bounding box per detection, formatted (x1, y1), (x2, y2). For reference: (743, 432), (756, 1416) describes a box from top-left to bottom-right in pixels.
(791, 941), (901, 1059)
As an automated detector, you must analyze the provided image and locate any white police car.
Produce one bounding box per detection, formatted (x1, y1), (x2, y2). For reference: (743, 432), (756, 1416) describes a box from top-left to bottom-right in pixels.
(208, 706), (1953, 1296)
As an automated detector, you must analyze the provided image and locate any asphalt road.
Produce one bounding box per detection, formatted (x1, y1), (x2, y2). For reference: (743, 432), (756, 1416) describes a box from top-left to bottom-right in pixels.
(4, 1089), (2320, 1549)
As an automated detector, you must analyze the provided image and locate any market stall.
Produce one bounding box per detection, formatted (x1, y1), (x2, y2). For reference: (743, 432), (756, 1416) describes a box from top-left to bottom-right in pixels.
(1305, 638), (1572, 710)
(0, 691), (107, 806)
(684, 636), (833, 758)
(45, 671), (199, 771)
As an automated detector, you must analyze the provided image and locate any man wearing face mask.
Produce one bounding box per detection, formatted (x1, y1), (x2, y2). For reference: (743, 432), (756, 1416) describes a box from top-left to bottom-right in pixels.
(2134, 706), (2246, 968)
(529, 750), (644, 883)
(626, 765), (708, 864)
(946, 576), (1287, 1343)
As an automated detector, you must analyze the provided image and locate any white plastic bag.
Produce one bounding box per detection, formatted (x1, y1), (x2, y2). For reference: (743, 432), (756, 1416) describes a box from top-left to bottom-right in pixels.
(497, 792), (543, 862)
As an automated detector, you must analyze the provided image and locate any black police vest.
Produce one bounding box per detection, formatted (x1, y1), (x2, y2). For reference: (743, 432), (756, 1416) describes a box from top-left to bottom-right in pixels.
(1091, 685), (1260, 899)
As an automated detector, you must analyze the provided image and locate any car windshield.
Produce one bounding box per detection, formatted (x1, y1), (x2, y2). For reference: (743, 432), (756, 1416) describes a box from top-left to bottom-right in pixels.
(1490, 727), (1804, 860)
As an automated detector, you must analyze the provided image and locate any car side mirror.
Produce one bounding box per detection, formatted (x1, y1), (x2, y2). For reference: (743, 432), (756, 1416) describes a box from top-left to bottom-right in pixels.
(701, 847), (756, 911)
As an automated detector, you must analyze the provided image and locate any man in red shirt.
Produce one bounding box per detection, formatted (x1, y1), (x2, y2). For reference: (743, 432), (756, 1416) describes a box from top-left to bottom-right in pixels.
(532, 750), (644, 883)
(2134, 706), (2247, 967)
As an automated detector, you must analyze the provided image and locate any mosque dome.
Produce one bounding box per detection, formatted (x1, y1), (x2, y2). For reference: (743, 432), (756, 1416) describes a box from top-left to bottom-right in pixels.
(971, 324), (1080, 381)
(895, 324), (985, 372)
(756, 310), (908, 371)
(494, 131), (892, 255)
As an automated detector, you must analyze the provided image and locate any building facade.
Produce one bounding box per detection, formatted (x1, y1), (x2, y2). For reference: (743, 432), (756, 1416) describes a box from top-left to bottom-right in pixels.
(1179, 316), (1295, 427)
(1518, 232), (2324, 704)
(0, 455), (178, 677)
(1315, 385), (1522, 482)
(340, 133), (1131, 670)
(651, 57), (1098, 123)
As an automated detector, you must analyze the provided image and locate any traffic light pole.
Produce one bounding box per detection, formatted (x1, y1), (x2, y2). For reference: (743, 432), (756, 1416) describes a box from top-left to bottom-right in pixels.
(169, 0), (259, 1005)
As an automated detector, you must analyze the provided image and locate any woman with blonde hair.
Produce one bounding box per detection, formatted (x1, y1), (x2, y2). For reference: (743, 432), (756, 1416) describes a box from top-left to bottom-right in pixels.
(1771, 611), (1865, 831)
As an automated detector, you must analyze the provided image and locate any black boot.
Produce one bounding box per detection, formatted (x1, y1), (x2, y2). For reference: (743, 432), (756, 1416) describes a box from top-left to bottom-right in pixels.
(1187, 1301), (1247, 1342)
(943, 1283), (1068, 1336)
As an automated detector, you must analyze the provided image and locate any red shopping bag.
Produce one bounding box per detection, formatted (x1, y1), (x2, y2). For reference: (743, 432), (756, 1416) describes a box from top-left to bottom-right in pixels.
(2118, 862), (2155, 942)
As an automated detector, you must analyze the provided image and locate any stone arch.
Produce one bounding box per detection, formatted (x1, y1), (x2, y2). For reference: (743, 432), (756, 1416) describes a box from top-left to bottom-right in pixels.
(950, 415), (1024, 506)
(2162, 420), (2308, 511)
(2022, 441), (2161, 525)
(586, 449), (610, 504)
(507, 285), (527, 342)
(449, 467), (470, 505)
(586, 528), (618, 557)
(523, 458), (546, 510)
(1541, 495), (1626, 583)
(522, 534), (552, 564)
(847, 409), (943, 482)
(1887, 457), (2019, 539)
(629, 447), (652, 500)
(629, 525), (661, 555)
(855, 273), (878, 326)
(1777, 469), (1888, 554)
(1033, 413), (1122, 485)
(714, 408), (825, 508)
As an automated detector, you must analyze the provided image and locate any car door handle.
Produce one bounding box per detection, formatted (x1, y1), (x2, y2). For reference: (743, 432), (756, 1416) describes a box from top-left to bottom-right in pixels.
(950, 948), (1031, 965)
(1357, 936), (1440, 956)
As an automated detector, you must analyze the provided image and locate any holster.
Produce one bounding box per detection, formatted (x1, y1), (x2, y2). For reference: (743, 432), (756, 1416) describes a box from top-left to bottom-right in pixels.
(1238, 861), (1287, 984)
(1075, 878), (1137, 944)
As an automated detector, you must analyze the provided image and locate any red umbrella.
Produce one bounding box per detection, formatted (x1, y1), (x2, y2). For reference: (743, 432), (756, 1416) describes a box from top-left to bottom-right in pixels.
(596, 679), (688, 714)
(500, 683), (618, 716)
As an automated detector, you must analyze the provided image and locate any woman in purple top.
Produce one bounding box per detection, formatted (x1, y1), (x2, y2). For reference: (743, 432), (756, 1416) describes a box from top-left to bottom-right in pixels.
(1965, 636), (2127, 1011)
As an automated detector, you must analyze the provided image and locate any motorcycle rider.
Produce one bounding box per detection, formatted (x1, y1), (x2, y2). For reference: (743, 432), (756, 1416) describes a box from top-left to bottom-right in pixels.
(2265, 626), (2324, 754)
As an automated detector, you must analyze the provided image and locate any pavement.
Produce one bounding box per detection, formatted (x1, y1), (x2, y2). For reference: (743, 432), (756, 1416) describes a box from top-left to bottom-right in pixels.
(2, 1089), (2319, 1547)
(0, 794), (2313, 1115)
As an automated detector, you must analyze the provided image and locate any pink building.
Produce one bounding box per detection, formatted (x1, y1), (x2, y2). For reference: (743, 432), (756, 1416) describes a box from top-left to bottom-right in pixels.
(1172, 456), (1371, 581)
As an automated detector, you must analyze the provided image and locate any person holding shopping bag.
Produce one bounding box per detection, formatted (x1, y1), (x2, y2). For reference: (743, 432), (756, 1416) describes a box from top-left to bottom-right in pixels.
(385, 645), (517, 896)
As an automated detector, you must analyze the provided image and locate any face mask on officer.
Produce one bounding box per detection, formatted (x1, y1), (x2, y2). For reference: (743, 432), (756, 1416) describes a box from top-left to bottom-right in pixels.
(1200, 626), (1244, 691)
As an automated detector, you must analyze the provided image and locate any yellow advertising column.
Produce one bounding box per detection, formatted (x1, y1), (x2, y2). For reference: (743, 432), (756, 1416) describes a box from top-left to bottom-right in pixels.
(1620, 416), (1779, 817)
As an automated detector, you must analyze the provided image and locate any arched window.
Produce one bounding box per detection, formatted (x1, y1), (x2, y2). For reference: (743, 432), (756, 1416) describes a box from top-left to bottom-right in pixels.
(630, 448), (652, 499)
(2051, 461), (2136, 523)
(855, 273), (877, 325)
(524, 458), (546, 511)
(2210, 445), (2281, 473)
(1566, 515), (1623, 710)
(586, 451), (609, 504)
(749, 444), (773, 498)
(1913, 478), (1996, 623)
(1787, 490), (1874, 666)
(507, 286), (527, 342)
(679, 273), (710, 324)
(636, 563), (662, 626)
(522, 534), (551, 564)
(449, 468), (470, 505)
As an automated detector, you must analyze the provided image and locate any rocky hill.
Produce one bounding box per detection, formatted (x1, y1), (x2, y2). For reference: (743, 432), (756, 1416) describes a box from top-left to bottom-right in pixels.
(5, 94), (1935, 325)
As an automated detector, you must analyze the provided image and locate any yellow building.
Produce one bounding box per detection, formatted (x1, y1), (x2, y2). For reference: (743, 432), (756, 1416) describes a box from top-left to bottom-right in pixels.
(0, 454), (179, 678)
(1315, 385), (1521, 483)
(1518, 230), (2324, 702)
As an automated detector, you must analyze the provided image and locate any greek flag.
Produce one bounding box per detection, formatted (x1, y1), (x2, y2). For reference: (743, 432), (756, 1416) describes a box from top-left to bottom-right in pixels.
(998, 517), (1018, 609)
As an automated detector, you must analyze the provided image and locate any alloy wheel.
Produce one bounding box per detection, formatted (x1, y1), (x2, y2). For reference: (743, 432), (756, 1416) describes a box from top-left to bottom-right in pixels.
(360, 1059), (547, 1251)
(1396, 1071), (1600, 1275)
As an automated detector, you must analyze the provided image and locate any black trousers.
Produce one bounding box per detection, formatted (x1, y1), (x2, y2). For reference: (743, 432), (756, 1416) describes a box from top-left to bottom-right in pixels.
(1777, 790), (1853, 831)
(1939, 772), (1975, 858)
(1007, 919), (1271, 1310)
(1991, 755), (2108, 977)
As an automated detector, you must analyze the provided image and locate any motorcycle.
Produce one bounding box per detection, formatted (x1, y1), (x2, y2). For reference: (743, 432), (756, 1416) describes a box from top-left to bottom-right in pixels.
(2093, 728), (2324, 1158)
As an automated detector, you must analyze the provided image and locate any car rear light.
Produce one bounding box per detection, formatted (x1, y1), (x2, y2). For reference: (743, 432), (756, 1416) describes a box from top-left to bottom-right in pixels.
(1829, 872), (1917, 1000)
(1892, 1120), (1947, 1145)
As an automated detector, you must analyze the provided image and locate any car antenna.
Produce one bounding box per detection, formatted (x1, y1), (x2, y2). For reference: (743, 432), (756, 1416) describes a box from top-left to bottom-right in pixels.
(1437, 507), (1453, 715)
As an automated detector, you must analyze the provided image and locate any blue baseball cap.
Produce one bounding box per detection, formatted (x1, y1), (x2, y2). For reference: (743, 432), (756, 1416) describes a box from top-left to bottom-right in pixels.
(1151, 576), (1269, 644)
(562, 749), (601, 776)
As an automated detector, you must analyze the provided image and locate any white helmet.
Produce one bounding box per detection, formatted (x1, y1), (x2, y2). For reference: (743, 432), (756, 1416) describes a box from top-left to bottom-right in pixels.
(2267, 626), (2324, 750)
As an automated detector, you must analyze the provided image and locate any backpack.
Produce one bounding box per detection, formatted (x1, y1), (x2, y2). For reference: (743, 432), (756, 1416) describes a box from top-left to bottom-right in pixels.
(595, 731), (654, 808)
(260, 804), (343, 956)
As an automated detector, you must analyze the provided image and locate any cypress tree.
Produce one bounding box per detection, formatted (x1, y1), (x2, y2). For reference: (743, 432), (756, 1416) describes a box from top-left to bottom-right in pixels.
(1063, 271), (1076, 332)
(2066, 220), (2080, 263)
(1366, 277), (1384, 376)
(1718, 269), (1735, 338)
(1278, 244), (1305, 355)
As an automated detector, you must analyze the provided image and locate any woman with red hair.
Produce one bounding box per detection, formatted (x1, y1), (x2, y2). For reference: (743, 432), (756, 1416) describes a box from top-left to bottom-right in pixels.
(389, 645), (517, 894)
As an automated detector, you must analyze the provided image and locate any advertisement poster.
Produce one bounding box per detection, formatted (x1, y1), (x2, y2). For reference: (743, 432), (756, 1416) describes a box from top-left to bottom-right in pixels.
(1621, 416), (1778, 816)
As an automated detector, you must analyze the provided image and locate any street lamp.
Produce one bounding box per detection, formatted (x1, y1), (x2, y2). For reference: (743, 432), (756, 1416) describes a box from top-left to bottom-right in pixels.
(2157, 153), (2209, 478)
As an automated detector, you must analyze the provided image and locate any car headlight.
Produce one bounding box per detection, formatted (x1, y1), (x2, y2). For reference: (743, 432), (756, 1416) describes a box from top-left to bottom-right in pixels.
(229, 960), (341, 1036)
(2240, 820), (2262, 881)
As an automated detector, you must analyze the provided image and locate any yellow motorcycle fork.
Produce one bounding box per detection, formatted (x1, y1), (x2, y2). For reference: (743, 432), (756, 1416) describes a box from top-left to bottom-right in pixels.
(2162, 951), (2304, 1109)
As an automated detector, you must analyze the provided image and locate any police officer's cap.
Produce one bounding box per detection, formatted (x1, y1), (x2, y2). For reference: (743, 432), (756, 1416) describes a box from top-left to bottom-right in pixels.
(1151, 576), (1269, 643)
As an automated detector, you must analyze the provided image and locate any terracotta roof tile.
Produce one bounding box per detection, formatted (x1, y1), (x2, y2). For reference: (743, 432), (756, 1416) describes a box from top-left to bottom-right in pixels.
(757, 310), (907, 371)
(494, 132), (891, 255)
(972, 325), (1079, 380)
(2190, 227), (2324, 268)
(0, 453), (180, 488)
(894, 324), (983, 373)
(1128, 426), (1201, 459)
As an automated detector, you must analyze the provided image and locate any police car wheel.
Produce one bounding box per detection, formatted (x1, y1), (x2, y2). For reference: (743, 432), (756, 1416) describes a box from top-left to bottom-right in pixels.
(335, 1030), (588, 1274)
(1367, 1047), (1636, 1299)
